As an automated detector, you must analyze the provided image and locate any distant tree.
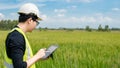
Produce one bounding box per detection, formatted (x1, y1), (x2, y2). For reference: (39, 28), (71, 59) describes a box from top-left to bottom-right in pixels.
(63, 28), (66, 30)
(111, 28), (120, 31)
(38, 27), (42, 31)
(98, 24), (103, 31)
(66, 28), (74, 32)
(85, 25), (92, 32)
(104, 25), (110, 31)
(42, 27), (48, 31)
(0, 20), (17, 30)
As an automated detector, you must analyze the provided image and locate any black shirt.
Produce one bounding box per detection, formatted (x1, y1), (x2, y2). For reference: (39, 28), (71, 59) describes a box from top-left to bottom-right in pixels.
(5, 28), (27, 68)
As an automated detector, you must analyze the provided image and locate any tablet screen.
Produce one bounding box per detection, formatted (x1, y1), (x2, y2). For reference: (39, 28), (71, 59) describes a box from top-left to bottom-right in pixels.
(42, 45), (58, 59)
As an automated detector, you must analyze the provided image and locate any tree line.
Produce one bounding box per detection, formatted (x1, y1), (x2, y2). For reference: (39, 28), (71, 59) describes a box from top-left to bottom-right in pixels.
(0, 20), (120, 31)
(0, 20), (18, 30)
(85, 24), (110, 32)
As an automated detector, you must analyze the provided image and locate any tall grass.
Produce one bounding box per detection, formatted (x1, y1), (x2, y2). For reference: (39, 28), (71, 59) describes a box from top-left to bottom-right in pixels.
(0, 30), (120, 68)
(0, 31), (8, 68)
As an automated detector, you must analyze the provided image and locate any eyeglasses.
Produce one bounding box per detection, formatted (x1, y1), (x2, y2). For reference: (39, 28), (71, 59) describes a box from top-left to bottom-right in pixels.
(32, 19), (39, 25)
(35, 20), (39, 25)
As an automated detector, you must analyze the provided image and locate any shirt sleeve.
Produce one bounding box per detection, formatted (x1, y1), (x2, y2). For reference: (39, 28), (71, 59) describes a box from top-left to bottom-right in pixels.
(8, 31), (27, 68)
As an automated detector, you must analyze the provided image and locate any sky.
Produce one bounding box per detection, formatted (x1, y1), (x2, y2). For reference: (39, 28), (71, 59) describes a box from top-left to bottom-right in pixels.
(0, 0), (120, 29)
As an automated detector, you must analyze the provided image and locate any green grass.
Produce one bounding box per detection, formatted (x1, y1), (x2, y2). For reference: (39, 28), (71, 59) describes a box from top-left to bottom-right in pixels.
(0, 30), (120, 68)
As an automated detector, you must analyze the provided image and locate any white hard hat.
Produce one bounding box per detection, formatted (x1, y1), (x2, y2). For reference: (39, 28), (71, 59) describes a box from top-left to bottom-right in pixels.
(18, 3), (42, 20)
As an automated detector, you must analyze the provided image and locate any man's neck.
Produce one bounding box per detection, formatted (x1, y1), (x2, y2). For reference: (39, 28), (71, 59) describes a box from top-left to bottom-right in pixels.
(17, 22), (27, 33)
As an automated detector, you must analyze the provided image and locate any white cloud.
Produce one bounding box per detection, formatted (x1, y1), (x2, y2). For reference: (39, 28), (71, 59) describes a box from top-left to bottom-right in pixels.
(43, 13), (113, 26)
(81, 0), (96, 3)
(57, 14), (65, 17)
(66, 0), (95, 3)
(112, 8), (120, 11)
(83, 16), (96, 22)
(54, 9), (67, 13)
(54, 9), (67, 17)
(20, 0), (56, 2)
(71, 5), (77, 9)
(39, 12), (119, 28)
(0, 2), (45, 10)
(68, 16), (112, 23)
(98, 16), (112, 23)
(66, 0), (71, 2)
(18, 0), (95, 3)
(41, 14), (47, 20)
(0, 4), (20, 10)
(0, 13), (4, 20)
(10, 13), (17, 16)
(7, 13), (18, 20)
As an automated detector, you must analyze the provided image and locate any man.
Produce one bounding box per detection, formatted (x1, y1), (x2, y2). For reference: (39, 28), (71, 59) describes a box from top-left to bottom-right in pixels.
(4, 3), (46, 68)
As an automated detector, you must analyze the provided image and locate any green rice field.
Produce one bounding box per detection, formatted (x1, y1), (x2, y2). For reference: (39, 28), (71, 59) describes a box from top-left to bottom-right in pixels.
(0, 30), (120, 68)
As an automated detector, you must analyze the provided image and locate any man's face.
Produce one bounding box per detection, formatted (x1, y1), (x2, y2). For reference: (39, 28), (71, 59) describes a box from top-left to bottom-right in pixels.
(27, 18), (38, 32)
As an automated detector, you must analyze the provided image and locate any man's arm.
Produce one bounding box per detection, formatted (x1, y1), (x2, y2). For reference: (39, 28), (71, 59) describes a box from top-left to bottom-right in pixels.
(26, 48), (46, 68)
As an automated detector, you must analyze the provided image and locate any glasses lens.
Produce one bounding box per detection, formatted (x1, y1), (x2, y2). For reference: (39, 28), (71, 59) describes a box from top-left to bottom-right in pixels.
(32, 18), (39, 25)
(36, 20), (39, 25)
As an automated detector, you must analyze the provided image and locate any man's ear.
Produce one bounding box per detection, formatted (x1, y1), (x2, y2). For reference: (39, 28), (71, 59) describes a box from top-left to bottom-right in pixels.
(26, 18), (32, 24)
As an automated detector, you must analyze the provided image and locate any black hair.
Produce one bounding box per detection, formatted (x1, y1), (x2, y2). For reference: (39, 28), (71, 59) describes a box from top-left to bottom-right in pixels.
(18, 13), (38, 22)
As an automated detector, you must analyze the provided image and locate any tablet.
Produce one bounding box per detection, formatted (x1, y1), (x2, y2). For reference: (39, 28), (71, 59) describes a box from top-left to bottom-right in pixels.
(42, 45), (58, 59)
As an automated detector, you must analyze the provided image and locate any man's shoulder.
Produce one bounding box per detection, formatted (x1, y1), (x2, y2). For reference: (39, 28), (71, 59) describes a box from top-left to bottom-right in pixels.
(9, 30), (22, 36)
(6, 30), (26, 48)
(7, 30), (24, 40)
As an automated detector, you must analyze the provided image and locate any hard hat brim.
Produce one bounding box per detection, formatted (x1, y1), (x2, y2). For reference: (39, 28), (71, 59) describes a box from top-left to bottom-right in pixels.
(37, 17), (42, 21)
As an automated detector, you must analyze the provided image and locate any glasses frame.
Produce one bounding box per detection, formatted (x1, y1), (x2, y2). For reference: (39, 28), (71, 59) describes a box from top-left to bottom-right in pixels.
(35, 20), (39, 25)
(32, 19), (40, 25)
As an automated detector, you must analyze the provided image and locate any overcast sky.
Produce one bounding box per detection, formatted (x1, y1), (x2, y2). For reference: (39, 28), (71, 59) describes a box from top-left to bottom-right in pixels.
(0, 0), (120, 28)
